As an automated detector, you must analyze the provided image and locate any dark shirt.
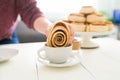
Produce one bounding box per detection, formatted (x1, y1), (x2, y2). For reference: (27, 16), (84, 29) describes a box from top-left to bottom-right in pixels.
(0, 0), (43, 40)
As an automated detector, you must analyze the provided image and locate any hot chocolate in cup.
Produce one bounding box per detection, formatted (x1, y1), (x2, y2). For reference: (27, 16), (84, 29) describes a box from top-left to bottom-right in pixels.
(37, 44), (73, 64)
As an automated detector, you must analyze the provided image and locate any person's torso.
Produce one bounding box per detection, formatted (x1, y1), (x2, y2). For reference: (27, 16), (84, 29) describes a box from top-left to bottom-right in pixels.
(0, 0), (19, 40)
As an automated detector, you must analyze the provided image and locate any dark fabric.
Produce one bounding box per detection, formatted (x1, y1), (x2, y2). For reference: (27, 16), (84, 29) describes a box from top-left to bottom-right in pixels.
(0, 30), (19, 44)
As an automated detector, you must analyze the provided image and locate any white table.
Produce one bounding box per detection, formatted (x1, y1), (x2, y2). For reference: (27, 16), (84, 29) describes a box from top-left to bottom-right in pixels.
(0, 38), (120, 80)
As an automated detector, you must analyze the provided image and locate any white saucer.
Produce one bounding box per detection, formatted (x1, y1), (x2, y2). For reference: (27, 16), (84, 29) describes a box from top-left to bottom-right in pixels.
(0, 48), (18, 62)
(37, 51), (81, 67)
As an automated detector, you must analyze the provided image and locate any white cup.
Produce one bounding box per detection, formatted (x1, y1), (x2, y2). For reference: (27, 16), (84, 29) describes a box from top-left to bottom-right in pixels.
(37, 44), (73, 64)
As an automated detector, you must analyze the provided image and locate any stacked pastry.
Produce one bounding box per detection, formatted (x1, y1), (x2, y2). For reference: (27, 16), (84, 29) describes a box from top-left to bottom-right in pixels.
(46, 21), (71, 47)
(64, 6), (113, 32)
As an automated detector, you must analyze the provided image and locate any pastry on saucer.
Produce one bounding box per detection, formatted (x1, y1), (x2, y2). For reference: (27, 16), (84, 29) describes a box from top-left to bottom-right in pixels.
(68, 13), (86, 23)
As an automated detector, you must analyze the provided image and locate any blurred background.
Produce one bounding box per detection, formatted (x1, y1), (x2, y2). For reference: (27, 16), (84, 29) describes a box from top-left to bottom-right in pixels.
(36, 0), (117, 22)
(16, 0), (120, 43)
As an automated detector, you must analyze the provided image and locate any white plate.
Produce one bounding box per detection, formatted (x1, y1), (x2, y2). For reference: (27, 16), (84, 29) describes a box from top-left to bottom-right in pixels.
(0, 48), (18, 62)
(75, 30), (113, 36)
(75, 30), (114, 49)
(37, 51), (81, 67)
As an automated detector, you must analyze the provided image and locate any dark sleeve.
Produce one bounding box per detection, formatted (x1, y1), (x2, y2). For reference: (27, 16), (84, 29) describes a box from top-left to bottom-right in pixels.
(17, 0), (44, 28)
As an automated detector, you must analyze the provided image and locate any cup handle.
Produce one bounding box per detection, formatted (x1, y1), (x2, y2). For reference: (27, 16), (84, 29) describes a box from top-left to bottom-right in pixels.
(37, 46), (48, 60)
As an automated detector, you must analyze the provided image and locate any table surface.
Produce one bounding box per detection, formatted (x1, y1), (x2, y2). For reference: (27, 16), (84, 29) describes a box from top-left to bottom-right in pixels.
(0, 38), (120, 80)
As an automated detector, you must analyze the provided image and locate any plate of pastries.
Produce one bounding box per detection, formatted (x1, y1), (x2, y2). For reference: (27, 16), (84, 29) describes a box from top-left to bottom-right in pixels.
(62, 6), (114, 48)
(63, 6), (113, 35)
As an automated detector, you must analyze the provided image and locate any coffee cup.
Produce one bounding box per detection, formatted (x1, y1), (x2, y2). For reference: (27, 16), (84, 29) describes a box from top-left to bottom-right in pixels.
(37, 44), (73, 64)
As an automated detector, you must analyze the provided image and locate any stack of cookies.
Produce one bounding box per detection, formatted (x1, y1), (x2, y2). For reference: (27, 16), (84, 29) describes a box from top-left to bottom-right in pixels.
(64, 6), (113, 32)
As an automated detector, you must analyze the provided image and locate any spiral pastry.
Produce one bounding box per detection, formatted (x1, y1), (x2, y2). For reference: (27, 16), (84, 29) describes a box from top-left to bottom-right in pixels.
(46, 21), (71, 47)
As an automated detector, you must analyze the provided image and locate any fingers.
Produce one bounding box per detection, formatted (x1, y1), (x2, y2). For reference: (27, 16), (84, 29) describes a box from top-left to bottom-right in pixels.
(45, 28), (49, 37)
(68, 24), (75, 43)
(45, 26), (52, 37)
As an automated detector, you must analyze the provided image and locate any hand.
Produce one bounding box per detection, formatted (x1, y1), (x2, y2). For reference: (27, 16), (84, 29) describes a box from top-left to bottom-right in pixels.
(68, 24), (75, 43)
(34, 17), (52, 35)
(45, 25), (52, 37)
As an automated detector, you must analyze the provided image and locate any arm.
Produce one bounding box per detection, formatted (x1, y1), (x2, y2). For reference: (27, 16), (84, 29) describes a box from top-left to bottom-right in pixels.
(17, 0), (51, 35)
(33, 16), (52, 34)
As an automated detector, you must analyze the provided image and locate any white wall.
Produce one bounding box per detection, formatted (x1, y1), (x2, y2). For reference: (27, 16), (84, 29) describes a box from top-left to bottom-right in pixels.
(36, 0), (120, 21)
(36, 0), (98, 13)
(36, 0), (98, 22)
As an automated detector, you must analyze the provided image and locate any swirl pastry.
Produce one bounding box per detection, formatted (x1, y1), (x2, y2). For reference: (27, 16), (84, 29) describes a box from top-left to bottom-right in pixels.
(46, 21), (71, 47)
